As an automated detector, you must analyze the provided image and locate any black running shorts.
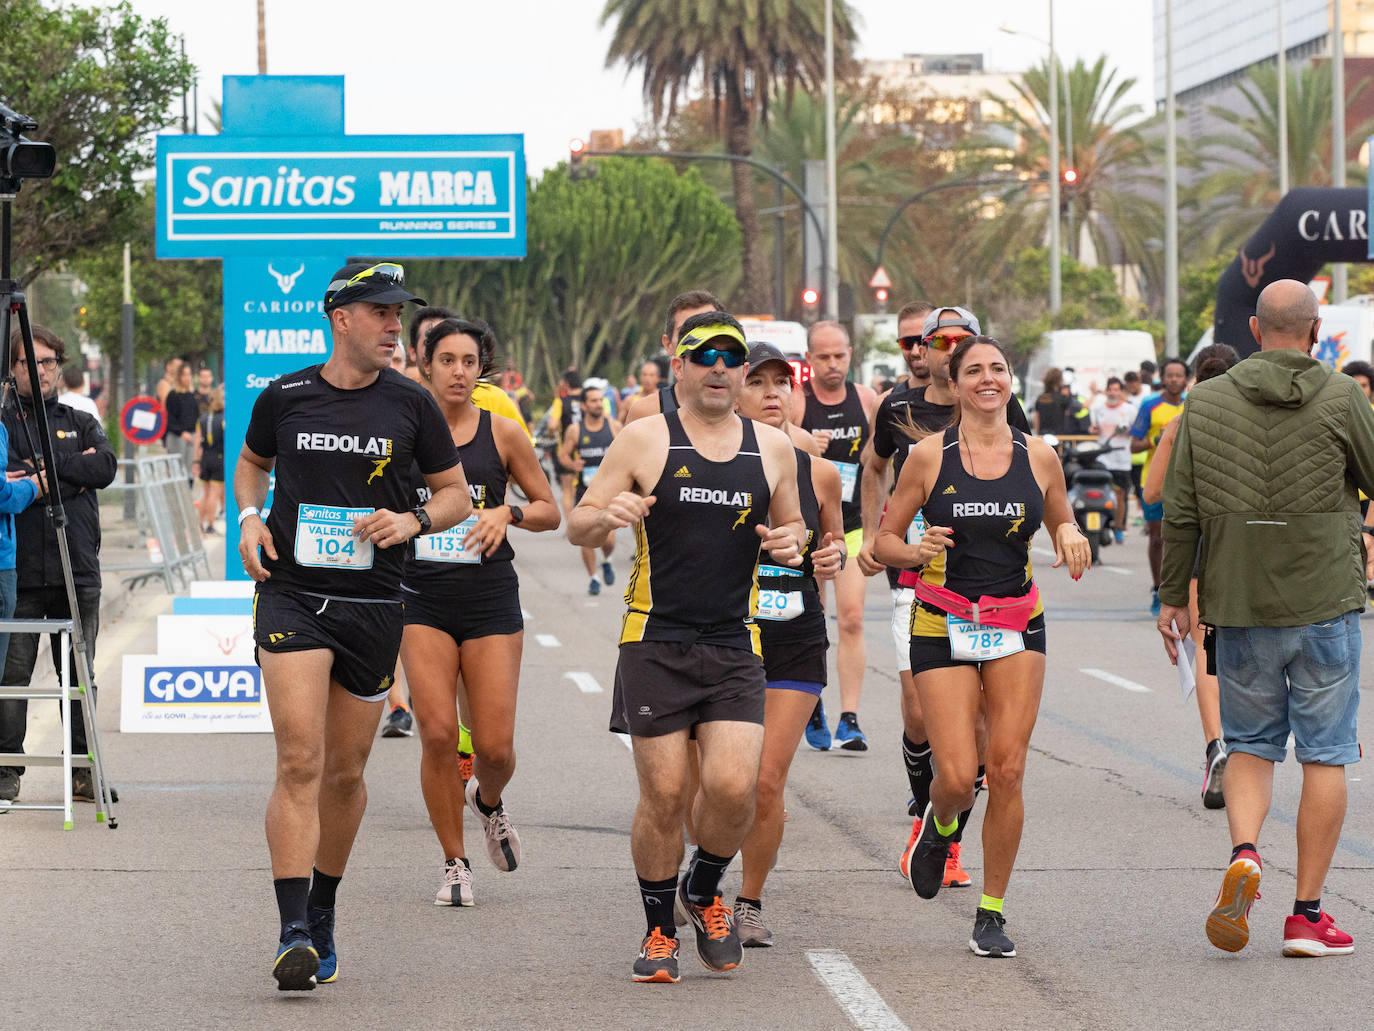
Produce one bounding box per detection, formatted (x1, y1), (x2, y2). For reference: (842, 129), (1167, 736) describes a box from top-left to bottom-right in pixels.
(199, 452), (224, 483)
(611, 640), (765, 737)
(908, 612), (1047, 677)
(759, 611), (828, 685)
(253, 588), (403, 700)
(401, 564), (523, 644)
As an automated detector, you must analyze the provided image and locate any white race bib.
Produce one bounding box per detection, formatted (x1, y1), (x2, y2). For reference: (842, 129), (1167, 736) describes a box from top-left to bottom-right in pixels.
(947, 615), (1024, 662)
(756, 563), (805, 621)
(835, 461), (859, 503)
(581, 463), (599, 484)
(414, 515), (480, 564)
(295, 504), (373, 570)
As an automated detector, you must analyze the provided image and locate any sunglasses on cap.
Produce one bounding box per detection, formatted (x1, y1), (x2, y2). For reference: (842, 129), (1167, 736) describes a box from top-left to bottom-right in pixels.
(685, 346), (748, 369)
(324, 262), (406, 304)
(922, 333), (968, 352)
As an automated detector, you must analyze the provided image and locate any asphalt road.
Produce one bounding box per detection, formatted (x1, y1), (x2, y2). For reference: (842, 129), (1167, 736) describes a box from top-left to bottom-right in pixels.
(4, 524), (1372, 1030)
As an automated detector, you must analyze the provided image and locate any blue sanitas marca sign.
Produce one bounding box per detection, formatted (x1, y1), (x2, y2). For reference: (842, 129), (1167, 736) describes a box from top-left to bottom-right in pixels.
(156, 134), (525, 258)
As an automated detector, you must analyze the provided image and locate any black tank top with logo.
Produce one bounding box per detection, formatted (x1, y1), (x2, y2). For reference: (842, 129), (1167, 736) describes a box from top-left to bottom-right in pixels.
(404, 408), (512, 592)
(658, 381), (679, 415)
(917, 426), (1043, 602)
(575, 418), (616, 499)
(800, 381), (868, 533)
(620, 410), (770, 652)
(757, 448), (826, 648)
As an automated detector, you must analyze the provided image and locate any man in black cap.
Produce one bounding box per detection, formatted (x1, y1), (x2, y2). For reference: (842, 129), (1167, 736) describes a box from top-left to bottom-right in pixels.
(235, 261), (471, 991)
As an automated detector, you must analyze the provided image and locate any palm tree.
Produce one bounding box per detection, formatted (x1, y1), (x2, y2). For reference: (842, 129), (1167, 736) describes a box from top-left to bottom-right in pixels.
(601, 0), (857, 313)
(1190, 59), (1370, 259)
(968, 56), (1164, 297)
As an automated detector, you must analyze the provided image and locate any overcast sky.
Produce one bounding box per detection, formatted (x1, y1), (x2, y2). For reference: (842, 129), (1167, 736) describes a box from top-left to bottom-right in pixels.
(127, 0), (1154, 172)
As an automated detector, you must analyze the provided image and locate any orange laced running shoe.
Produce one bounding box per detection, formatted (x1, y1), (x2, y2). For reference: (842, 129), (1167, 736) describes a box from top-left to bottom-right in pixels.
(943, 842), (972, 887)
(457, 751), (473, 785)
(678, 883), (742, 972)
(632, 927), (681, 983)
(899, 815), (922, 880)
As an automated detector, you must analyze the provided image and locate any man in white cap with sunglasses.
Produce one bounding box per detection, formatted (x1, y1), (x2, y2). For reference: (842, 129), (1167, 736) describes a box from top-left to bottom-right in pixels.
(570, 309), (806, 984)
(235, 261), (472, 991)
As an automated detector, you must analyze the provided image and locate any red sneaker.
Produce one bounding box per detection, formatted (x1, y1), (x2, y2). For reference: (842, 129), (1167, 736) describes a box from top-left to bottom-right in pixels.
(943, 841), (972, 887)
(898, 815), (922, 880)
(1206, 849), (1262, 952)
(1283, 911), (1354, 957)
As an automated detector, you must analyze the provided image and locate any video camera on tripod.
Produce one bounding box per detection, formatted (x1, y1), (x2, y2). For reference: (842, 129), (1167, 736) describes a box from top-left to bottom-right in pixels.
(0, 99), (56, 189)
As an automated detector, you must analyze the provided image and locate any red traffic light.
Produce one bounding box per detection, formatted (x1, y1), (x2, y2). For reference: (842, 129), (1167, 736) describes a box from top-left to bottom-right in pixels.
(801, 287), (820, 307)
(570, 138), (586, 155)
(1063, 168), (1078, 185)
(874, 287), (889, 303)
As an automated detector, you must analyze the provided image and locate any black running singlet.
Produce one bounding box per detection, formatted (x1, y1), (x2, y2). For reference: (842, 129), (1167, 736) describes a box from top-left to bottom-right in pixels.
(574, 418), (616, 500)
(658, 381), (680, 415)
(916, 426), (1044, 614)
(620, 410), (770, 651)
(757, 448), (825, 647)
(403, 408), (512, 591)
(800, 381), (868, 532)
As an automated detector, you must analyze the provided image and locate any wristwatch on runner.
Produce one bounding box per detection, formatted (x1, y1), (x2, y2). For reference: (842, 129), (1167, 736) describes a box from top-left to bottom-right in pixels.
(411, 506), (432, 536)
(508, 505), (524, 526)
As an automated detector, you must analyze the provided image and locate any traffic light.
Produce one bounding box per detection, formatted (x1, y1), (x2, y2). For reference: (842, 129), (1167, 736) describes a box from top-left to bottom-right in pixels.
(801, 286), (820, 323)
(1062, 167), (1078, 186)
(76, 304), (87, 328)
(873, 287), (888, 307)
(569, 137), (595, 180)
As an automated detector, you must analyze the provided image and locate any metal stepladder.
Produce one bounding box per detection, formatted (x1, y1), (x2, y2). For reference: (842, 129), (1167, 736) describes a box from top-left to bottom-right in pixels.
(0, 616), (117, 829)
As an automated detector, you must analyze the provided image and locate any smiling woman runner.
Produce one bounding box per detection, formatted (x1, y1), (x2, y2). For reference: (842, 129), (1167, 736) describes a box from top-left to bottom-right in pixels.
(400, 317), (560, 907)
(875, 335), (1091, 959)
(731, 342), (845, 947)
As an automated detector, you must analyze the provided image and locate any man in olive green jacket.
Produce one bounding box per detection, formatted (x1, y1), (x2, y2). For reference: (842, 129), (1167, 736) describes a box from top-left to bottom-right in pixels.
(1159, 279), (1374, 959)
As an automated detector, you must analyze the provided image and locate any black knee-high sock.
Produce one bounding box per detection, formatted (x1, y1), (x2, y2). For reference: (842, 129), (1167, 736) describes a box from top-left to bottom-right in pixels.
(685, 848), (732, 905)
(952, 765), (985, 845)
(902, 735), (933, 814)
(638, 875), (678, 936)
(274, 877), (309, 935)
(308, 868), (341, 911)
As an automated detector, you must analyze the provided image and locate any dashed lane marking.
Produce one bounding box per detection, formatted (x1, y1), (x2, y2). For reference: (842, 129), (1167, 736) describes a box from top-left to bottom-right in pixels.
(535, 634), (561, 647)
(1081, 667), (1152, 693)
(806, 949), (910, 1031)
(1030, 543), (1132, 573)
(564, 671), (603, 694)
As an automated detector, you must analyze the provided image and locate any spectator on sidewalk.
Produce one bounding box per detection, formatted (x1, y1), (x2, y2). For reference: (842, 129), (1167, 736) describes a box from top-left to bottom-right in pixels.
(0, 324), (118, 804)
(164, 362), (199, 485)
(58, 365), (100, 420)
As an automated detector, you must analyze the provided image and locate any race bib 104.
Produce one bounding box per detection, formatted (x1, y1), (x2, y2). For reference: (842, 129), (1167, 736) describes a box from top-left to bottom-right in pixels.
(947, 615), (1024, 662)
(414, 515), (480, 564)
(295, 504), (373, 570)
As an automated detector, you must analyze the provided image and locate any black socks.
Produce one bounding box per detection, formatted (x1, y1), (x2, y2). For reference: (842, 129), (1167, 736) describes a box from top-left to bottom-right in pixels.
(308, 868), (341, 911)
(1231, 842), (1258, 863)
(474, 788), (500, 817)
(274, 877), (309, 935)
(903, 736), (933, 814)
(685, 847), (732, 906)
(1294, 898), (1322, 923)
(638, 875), (678, 936)
(735, 895), (761, 910)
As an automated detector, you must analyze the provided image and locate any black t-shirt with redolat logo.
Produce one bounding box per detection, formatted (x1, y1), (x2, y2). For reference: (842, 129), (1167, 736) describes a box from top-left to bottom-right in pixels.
(244, 365), (461, 599)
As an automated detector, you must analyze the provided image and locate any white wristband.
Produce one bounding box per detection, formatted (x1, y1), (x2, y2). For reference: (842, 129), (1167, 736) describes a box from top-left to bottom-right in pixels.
(237, 506), (260, 526)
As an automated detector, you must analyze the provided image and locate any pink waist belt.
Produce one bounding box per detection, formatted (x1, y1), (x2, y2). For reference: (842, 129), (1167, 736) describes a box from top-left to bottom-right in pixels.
(909, 579), (1040, 632)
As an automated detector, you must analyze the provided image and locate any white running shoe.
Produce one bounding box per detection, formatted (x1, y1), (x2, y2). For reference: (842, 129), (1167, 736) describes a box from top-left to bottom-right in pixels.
(465, 777), (522, 871)
(434, 858), (474, 906)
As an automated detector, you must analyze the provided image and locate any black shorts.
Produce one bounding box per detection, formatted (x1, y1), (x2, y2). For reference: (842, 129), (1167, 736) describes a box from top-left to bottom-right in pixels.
(1130, 464), (1143, 490)
(908, 612), (1047, 676)
(759, 611), (828, 684)
(611, 640), (765, 737)
(1109, 469), (1131, 491)
(253, 588), (403, 700)
(199, 452), (224, 483)
(401, 564), (523, 644)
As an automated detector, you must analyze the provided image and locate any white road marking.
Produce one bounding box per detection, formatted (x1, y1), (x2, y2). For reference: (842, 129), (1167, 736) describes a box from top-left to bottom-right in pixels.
(535, 634), (561, 647)
(564, 671), (603, 694)
(806, 949), (910, 1031)
(520, 608), (531, 620)
(1081, 667), (1152, 693)
(1030, 545), (1057, 561)
(1031, 543), (1131, 574)
(613, 732), (633, 751)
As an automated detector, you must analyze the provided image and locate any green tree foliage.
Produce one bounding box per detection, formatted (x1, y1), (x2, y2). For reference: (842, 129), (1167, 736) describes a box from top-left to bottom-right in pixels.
(1177, 252), (1234, 353)
(601, 0), (856, 313)
(71, 188), (221, 408)
(0, 0), (194, 286)
(408, 158), (740, 396)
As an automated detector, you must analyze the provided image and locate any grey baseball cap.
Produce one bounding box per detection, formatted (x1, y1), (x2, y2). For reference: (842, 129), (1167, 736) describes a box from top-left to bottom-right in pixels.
(746, 342), (793, 376)
(921, 305), (981, 340)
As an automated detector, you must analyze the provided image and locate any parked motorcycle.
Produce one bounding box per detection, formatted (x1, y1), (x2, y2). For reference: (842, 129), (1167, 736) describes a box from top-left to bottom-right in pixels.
(1044, 436), (1117, 563)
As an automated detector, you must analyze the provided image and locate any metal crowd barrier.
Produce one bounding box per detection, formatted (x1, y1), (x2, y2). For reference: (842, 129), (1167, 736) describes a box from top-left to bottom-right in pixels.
(100, 455), (212, 592)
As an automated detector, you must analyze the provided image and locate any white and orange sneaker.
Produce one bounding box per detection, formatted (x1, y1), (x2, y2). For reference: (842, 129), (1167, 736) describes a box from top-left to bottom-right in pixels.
(1282, 911), (1354, 957)
(1206, 849), (1262, 952)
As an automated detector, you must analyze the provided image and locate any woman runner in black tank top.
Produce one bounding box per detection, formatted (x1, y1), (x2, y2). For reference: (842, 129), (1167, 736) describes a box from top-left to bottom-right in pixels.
(398, 318), (560, 907)
(557, 385), (621, 595)
(733, 343), (846, 945)
(875, 336), (1091, 959)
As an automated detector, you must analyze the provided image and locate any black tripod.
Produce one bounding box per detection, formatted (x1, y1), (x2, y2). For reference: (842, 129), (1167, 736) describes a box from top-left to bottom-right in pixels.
(0, 180), (117, 827)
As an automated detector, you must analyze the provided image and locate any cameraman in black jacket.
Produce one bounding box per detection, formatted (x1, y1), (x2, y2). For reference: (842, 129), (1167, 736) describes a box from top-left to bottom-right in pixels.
(0, 325), (117, 803)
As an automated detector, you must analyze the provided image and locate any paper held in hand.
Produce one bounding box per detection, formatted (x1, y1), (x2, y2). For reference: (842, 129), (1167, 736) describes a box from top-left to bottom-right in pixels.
(1174, 621), (1197, 701)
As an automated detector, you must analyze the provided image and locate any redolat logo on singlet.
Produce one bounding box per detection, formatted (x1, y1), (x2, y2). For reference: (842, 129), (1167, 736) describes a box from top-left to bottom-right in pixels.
(295, 433), (393, 456)
(679, 487), (753, 507)
(952, 501), (1025, 518)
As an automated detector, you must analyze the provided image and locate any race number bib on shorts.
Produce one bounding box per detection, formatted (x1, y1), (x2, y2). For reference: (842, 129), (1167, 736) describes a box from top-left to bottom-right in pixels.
(947, 615), (1024, 662)
(295, 504), (374, 570)
(414, 515), (480, 564)
(756, 564), (805, 621)
(834, 461), (859, 503)
(906, 510), (927, 546)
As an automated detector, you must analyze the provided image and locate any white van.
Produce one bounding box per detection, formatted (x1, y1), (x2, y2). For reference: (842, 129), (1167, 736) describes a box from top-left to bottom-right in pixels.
(1022, 329), (1158, 404)
(738, 317), (812, 384)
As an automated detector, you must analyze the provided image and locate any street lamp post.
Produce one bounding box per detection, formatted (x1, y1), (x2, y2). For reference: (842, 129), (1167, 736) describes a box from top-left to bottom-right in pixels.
(823, 0), (839, 321)
(1165, 0), (1179, 355)
(1333, 0), (1348, 302)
